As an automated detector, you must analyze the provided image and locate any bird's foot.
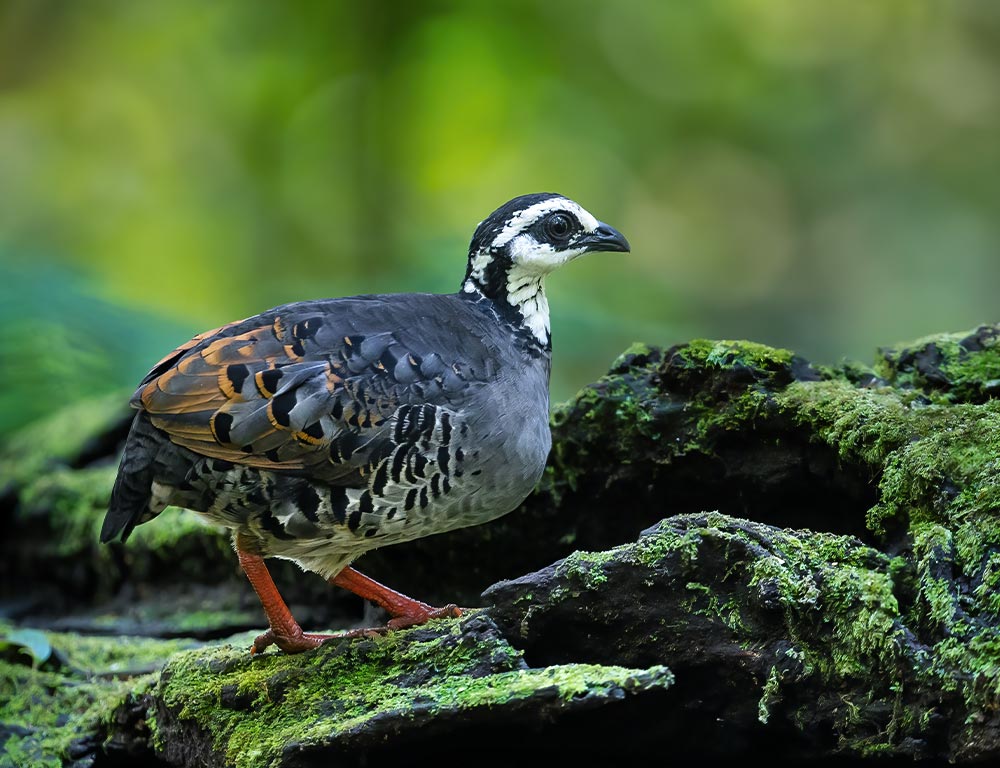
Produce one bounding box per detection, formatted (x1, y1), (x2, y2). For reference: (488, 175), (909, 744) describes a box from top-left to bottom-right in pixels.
(331, 567), (464, 630)
(251, 628), (335, 654)
(385, 603), (463, 631)
(250, 605), (464, 653)
(247, 566), (466, 653)
(251, 625), (396, 654)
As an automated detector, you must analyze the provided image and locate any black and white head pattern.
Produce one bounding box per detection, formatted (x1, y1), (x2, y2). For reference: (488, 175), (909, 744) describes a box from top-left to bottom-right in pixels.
(462, 193), (629, 346)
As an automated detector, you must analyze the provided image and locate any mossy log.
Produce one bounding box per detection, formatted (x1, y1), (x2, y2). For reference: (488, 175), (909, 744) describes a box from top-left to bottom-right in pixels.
(3, 325), (1000, 765)
(147, 615), (671, 768)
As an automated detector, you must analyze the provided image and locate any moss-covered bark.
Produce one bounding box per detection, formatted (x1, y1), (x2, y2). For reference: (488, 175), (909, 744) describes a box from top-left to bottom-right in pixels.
(486, 514), (991, 760)
(0, 624), (196, 767)
(5, 325), (1000, 764)
(149, 615), (671, 767)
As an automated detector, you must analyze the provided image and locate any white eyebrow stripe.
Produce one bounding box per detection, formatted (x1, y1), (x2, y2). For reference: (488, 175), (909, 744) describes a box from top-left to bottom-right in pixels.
(491, 198), (600, 248)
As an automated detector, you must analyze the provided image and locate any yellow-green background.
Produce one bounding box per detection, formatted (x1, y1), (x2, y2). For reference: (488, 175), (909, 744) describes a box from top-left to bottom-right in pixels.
(2, 1), (999, 434)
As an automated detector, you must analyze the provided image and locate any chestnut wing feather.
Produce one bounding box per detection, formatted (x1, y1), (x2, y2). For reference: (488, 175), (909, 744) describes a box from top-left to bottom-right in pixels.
(139, 304), (430, 485)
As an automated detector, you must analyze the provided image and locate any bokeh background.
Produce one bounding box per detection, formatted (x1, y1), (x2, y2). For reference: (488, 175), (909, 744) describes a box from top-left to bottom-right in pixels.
(2, 0), (999, 435)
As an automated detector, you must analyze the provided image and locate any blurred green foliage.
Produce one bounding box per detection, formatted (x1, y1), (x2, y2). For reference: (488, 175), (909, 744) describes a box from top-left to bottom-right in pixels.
(2, 0), (1000, 435)
(0, 263), (187, 433)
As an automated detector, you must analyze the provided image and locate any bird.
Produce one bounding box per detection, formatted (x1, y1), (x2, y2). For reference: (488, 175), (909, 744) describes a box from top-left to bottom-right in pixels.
(101, 193), (630, 653)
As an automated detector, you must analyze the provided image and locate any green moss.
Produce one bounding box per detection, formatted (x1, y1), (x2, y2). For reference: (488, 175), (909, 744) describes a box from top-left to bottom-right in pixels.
(53, 631), (196, 674)
(911, 523), (958, 629)
(543, 513), (938, 753)
(546, 339), (798, 502)
(922, 631), (1000, 712)
(778, 380), (913, 467)
(755, 334), (1000, 743)
(674, 341), (803, 454)
(0, 624), (192, 767)
(684, 581), (723, 620)
(542, 514), (907, 698)
(779, 377), (1000, 603)
(758, 665), (782, 725)
(538, 330), (1000, 755)
(546, 372), (663, 497)
(552, 522), (707, 594)
(686, 388), (769, 450)
(0, 663), (128, 768)
(671, 338), (795, 372)
(975, 552), (1000, 617)
(555, 549), (615, 590)
(821, 567), (902, 679)
(634, 525), (701, 568)
(736, 524), (904, 683)
(129, 506), (228, 550)
(778, 380), (1000, 582)
(550, 331), (1000, 744)
(156, 618), (673, 768)
(876, 327), (1000, 402)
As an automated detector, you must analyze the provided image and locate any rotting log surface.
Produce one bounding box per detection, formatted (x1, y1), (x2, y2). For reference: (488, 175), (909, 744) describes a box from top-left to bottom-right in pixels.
(3, 325), (1000, 765)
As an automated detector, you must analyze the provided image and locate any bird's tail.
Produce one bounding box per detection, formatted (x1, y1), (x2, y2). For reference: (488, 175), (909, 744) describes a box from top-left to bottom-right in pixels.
(101, 412), (160, 544)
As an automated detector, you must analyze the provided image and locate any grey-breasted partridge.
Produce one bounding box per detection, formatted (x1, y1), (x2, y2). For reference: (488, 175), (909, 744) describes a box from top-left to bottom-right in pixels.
(101, 193), (630, 653)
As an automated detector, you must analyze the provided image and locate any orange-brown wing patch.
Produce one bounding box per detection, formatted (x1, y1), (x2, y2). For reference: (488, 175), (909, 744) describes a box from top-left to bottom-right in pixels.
(146, 322), (229, 376)
(137, 316), (341, 468)
(167, 435), (310, 470)
(142, 325), (287, 411)
(136, 313), (414, 476)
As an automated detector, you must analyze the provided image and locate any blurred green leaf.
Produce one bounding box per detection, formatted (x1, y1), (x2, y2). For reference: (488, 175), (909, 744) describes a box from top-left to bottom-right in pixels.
(0, 261), (192, 436)
(1, 629), (52, 667)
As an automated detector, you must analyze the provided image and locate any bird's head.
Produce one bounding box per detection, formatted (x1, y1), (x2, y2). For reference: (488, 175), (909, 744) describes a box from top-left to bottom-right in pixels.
(463, 193), (629, 293)
(461, 194), (629, 346)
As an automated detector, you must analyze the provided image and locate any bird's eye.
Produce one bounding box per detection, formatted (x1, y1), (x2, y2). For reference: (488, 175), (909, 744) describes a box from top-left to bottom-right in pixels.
(542, 213), (574, 242)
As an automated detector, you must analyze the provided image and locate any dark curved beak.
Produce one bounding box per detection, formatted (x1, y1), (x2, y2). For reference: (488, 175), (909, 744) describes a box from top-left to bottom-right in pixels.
(580, 222), (630, 253)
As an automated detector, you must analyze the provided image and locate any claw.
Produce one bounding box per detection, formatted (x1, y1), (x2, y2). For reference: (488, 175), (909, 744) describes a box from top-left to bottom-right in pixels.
(250, 629), (331, 654)
(385, 603), (463, 631)
(250, 625), (394, 654)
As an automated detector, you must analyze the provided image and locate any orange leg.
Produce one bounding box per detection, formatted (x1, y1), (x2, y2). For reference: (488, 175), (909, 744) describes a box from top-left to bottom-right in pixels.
(236, 546), (348, 653)
(331, 567), (462, 629)
(235, 538), (461, 654)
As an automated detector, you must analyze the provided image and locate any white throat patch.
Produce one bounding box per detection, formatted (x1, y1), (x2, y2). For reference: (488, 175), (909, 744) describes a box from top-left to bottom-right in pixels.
(505, 265), (550, 344)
